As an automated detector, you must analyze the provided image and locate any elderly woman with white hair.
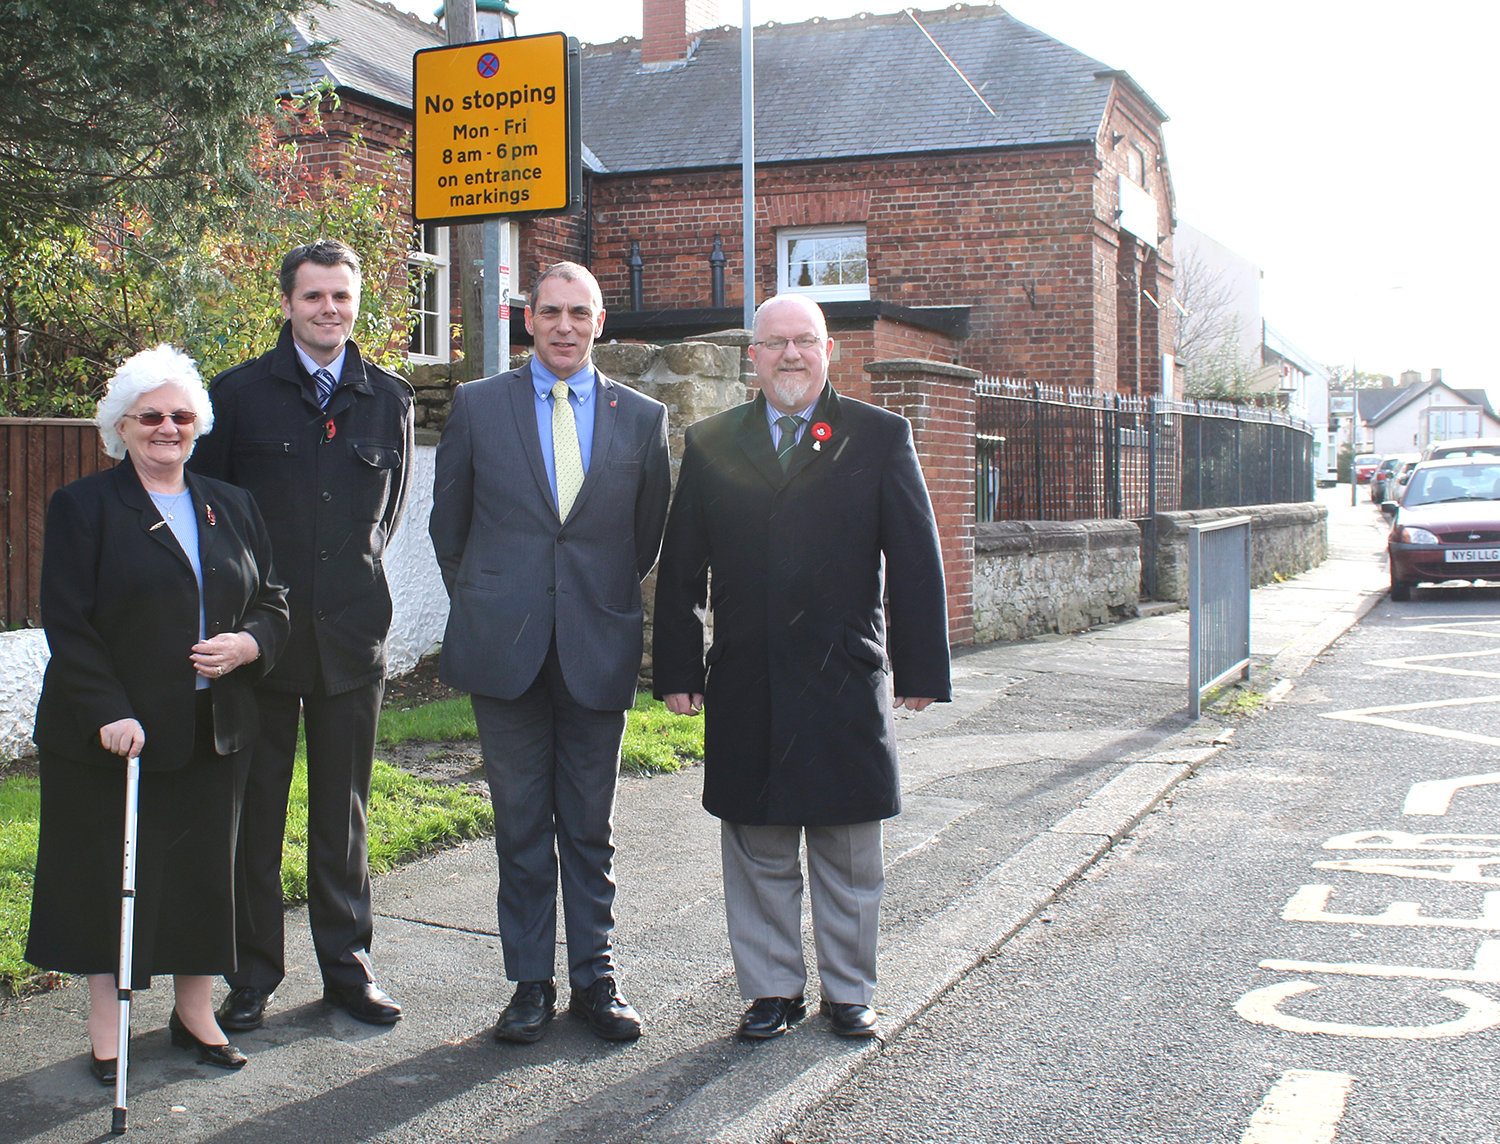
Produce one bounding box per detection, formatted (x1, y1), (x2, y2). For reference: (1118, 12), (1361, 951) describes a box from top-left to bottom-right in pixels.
(26, 345), (289, 1082)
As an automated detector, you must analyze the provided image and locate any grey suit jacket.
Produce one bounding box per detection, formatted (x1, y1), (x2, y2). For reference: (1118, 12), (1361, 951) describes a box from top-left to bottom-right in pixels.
(429, 363), (671, 711)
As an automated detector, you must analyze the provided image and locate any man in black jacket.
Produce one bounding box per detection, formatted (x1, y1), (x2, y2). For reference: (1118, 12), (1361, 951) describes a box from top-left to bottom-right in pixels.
(654, 293), (950, 1041)
(189, 239), (415, 1027)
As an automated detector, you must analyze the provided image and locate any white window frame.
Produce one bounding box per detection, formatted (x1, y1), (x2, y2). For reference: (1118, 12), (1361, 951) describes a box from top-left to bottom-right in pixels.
(775, 225), (869, 302)
(408, 223), (450, 364)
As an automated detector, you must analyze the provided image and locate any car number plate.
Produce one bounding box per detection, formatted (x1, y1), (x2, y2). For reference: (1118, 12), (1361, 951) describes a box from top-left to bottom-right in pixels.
(1445, 548), (1500, 562)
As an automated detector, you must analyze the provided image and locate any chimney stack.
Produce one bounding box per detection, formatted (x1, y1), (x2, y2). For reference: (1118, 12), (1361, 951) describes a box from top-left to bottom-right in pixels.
(642, 0), (725, 64)
(1430, 368), (1442, 384)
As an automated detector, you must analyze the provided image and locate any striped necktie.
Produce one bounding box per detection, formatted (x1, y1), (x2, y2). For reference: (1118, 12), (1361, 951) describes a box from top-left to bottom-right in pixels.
(775, 415), (803, 469)
(314, 367), (337, 408)
(552, 380), (585, 520)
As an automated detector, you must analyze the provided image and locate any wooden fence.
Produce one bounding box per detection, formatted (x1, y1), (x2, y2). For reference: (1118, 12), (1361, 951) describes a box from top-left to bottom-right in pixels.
(2, 418), (112, 629)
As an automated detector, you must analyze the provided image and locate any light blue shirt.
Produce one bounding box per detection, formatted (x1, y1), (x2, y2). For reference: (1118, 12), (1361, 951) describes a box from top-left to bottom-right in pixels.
(150, 489), (210, 690)
(293, 344), (348, 399)
(531, 359), (596, 510)
(765, 397), (821, 450)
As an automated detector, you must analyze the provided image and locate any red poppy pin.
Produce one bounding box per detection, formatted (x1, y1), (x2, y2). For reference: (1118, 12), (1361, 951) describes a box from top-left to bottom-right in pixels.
(811, 421), (832, 451)
(324, 419), (337, 442)
(205, 504), (216, 527)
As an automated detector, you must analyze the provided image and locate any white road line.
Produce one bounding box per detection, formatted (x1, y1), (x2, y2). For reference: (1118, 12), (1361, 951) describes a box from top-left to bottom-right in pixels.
(1281, 885), (1500, 930)
(1321, 694), (1500, 751)
(1261, 938), (1500, 982)
(1241, 1069), (1354, 1144)
(1405, 772), (1500, 815)
(1234, 980), (1500, 1039)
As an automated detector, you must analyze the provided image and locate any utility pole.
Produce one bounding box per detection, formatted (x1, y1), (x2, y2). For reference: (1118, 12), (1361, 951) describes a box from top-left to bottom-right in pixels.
(741, 0), (754, 329)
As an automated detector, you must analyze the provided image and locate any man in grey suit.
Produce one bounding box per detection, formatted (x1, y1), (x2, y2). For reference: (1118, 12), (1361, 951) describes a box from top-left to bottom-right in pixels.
(429, 262), (670, 1043)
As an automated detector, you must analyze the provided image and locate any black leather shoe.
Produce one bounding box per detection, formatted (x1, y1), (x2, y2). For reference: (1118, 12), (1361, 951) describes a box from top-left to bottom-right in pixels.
(819, 999), (878, 1037)
(492, 979), (557, 1044)
(323, 980), (402, 1025)
(169, 1010), (248, 1069)
(737, 996), (807, 1039)
(217, 986), (273, 1031)
(568, 975), (642, 1041)
(89, 1052), (118, 1086)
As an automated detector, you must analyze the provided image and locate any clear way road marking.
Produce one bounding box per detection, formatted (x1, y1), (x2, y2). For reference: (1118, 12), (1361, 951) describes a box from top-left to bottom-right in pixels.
(1405, 771), (1500, 815)
(1320, 694), (1500, 751)
(1241, 1069), (1354, 1144)
(1234, 980), (1500, 1039)
(1261, 938), (1500, 982)
(1282, 884), (1500, 930)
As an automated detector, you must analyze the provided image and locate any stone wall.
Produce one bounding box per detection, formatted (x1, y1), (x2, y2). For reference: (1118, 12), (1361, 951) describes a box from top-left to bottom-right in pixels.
(1150, 502), (1328, 604)
(972, 519), (1142, 643)
(592, 339), (749, 683)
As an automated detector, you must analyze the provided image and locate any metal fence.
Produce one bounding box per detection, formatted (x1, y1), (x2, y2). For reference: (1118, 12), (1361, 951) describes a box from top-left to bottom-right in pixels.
(975, 378), (1316, 523)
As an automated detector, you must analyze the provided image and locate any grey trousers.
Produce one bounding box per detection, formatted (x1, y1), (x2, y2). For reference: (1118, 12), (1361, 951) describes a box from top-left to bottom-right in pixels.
(720, 820), (884, 1005)
(471, 639), (627, 989)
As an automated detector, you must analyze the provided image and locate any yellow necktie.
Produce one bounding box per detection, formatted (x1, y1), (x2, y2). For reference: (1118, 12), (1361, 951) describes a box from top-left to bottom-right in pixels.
(552, 379), (585, 520)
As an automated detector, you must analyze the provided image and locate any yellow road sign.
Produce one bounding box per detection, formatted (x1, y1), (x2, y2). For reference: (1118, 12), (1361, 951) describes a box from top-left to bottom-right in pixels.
(413, 32), (579, 223)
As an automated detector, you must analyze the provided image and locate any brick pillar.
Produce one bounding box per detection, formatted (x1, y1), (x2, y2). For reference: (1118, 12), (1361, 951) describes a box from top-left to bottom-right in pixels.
(864, 359), (979, 648)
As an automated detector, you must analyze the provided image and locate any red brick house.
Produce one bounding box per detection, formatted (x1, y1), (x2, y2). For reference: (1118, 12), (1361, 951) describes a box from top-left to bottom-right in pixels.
(298, 0), (1176, 398)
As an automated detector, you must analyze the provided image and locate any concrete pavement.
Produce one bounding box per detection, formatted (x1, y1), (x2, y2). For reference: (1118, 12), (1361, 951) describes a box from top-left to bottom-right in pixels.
(0, 487), (1392, 1144)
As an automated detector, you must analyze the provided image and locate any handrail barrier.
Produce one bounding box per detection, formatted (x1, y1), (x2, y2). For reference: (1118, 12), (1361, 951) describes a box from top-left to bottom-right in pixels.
(1188, 515), (1251, 719)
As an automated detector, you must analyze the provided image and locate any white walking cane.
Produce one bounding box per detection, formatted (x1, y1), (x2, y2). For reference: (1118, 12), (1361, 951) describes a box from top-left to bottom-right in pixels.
(111, 750), (142, 1135)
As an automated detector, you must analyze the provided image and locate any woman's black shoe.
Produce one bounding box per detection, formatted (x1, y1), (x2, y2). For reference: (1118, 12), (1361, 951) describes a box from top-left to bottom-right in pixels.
(169, 1010), (247, 1070)
(89, 1052), (118, 1086)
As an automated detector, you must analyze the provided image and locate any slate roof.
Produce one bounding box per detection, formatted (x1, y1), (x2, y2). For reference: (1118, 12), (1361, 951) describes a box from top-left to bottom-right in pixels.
(289, 0), (444, 111)
(580, 4), (1132, 172)
(1359, 381), (1499, 425)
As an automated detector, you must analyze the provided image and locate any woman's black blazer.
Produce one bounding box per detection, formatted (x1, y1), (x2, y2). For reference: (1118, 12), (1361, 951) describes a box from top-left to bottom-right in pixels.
(32, 455), (290, 772)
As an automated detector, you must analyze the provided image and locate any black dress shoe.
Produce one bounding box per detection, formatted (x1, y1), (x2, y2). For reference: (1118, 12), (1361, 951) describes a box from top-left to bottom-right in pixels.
(737, 996), (807, 1039)
(819, 999), (878, 1037)
(89, 1052), (118, 1086)
(169, 1010), (248, 1070)
(217, 986), (274, 1031)
(568, 975), (642, 1041)
(492, 979), (557, 1043)
(323, 980), (402, 1025)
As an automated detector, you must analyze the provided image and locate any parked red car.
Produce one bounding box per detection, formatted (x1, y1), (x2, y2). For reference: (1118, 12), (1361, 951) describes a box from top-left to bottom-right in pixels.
(1384, 458), (1500, 601)
(1353, 453), (1381, 483)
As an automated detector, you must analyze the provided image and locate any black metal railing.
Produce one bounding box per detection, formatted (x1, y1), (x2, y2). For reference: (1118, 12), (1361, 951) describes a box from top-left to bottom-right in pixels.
(975, 378), (1315, 524)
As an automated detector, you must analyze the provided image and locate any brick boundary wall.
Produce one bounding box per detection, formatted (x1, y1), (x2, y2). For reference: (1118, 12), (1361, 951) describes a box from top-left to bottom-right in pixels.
(864, 359), (977, 647)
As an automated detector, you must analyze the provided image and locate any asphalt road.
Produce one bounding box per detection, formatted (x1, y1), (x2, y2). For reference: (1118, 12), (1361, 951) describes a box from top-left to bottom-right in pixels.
(792, 589), (1500, 1143)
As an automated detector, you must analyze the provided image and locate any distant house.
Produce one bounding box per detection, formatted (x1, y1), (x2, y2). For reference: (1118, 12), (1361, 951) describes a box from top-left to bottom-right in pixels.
(1260, 323), (1333, 484)
(1358, 370), (1500, 455)
(287, 0), (1178, 397)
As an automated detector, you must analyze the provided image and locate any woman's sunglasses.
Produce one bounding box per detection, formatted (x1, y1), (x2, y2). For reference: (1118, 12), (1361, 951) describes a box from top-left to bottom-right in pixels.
(123, 410), (198, 427)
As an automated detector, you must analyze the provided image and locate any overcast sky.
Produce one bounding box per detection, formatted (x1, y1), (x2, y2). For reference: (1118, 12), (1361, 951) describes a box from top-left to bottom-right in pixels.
(391, 0), (1498, 402)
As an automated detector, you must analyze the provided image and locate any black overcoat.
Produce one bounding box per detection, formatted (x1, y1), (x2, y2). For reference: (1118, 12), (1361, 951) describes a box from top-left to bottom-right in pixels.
(32, 456), (290, 771)
(653, 386), (951, 826)
(187, 323), (414, 695)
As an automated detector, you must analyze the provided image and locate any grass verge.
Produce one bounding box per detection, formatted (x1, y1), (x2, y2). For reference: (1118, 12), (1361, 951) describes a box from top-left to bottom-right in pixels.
(0, 688), (702, 993)
(378, 690), (704, 776)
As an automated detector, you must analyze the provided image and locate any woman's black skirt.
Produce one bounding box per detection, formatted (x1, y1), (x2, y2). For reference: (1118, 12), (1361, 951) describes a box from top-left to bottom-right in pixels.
(25, 691), (249, 987)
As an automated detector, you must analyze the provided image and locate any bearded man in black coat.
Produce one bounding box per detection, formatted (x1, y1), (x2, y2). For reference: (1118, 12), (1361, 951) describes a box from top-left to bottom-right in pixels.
(654, 293), (951, 1040)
